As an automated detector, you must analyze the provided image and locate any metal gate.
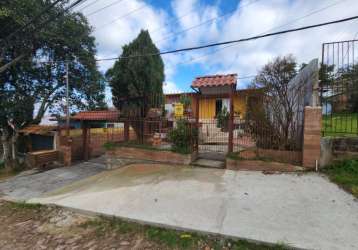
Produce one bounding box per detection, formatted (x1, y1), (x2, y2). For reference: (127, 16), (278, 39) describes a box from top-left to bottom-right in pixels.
(197, 94), (231, 156)
(321, 39), (358, 136)
(198, 118), (229, 155)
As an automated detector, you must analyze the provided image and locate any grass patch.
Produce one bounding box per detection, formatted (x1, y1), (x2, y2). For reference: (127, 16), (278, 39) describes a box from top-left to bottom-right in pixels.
(321, 159), (358, 197)
(227, 152), (275, 163)
(103, 141), (165, 152)
(0, 167), (23, 181)
(6, 201), (44, 210)
(227, 152), (244, 160)
(82, 216), (291, 250)
(323, 113), (358, 137)
(4, 202), (292, 250)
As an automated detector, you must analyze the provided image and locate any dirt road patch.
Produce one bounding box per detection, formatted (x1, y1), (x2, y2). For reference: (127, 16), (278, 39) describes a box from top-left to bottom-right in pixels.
(0, 200), (163, 250)
(0, 200), (288, 250)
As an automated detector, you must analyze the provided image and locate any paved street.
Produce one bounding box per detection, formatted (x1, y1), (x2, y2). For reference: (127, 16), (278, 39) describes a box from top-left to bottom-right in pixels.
(27, 163), (358, 250)
(0, 159), (106, 201)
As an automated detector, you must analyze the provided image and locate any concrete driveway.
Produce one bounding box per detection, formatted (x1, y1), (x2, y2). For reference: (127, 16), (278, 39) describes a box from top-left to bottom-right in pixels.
(28, 163), (358, 250)
(0, 159), (106, 201)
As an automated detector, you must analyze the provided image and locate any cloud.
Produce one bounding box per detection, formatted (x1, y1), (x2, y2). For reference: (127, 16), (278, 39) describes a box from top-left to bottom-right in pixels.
(80, 0), (358, 94)
(163, 81), (182, 94)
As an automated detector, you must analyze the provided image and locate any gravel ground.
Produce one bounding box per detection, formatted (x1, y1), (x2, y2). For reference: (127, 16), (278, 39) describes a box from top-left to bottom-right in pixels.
(0, 200), (163, 250)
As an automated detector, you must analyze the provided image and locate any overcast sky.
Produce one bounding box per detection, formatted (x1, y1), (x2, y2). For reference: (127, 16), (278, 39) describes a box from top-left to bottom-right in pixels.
(74, 0), (358, 104)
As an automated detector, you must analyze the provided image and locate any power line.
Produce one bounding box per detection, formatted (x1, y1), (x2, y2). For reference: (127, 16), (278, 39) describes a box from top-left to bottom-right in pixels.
(95, 4), (147, 30)
(149, 9), (197, 35)
(176, 0), (347, 66)
(1, 0), (64, 43)
(154, 0), (261, 44)
(77, 0), (101, 12)
(95, 15), (358, 61)
(0, 0), (88, 73)
(33, 0), (88, 34)
(85, 0), (126, 17)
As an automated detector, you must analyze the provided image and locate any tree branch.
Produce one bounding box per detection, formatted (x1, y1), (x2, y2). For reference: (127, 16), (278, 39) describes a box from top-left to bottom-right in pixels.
(0, 54), (27, 73)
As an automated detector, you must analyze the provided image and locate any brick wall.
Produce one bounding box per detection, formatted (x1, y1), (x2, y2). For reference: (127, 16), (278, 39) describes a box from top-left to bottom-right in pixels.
(303, 106), (322, 168)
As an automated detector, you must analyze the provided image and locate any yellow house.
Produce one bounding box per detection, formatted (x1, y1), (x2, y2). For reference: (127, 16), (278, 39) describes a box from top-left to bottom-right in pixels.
(165, 74), (259, 120)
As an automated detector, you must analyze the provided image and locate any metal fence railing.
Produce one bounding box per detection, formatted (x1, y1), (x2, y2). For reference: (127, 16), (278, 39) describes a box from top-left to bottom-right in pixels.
(321, 39), (358, 137)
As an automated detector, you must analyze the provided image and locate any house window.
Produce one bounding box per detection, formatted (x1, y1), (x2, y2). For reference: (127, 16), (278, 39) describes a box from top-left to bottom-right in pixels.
(215, 99), (222, 117)
(106, 123), (115, 128)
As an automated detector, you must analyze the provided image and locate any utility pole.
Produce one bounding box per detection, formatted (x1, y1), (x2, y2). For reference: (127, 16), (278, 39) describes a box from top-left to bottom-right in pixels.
(65, 61), (70, 137)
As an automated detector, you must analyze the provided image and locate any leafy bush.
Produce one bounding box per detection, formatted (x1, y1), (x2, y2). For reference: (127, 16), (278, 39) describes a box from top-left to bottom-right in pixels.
(179, 95), (191, 108)
(168, 119), (198, 154)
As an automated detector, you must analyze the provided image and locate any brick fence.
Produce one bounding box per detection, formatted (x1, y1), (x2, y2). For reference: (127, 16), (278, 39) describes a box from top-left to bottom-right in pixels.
(57, 107), (324, 169)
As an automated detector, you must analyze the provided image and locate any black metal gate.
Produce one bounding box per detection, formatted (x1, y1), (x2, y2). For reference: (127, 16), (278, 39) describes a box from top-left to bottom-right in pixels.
(321, 39), (358, 137)
(198, 118), (229, 155)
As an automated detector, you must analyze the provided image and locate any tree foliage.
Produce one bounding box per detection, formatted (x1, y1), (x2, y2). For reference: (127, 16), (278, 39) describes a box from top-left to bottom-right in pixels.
(337, 65), (358, 113)
(168, 120), (198, 154)
(107, 30), (164, 117)
(320, 62), (358, 113)
(0, 0), (106, 167)
(248, 55), (302, 150)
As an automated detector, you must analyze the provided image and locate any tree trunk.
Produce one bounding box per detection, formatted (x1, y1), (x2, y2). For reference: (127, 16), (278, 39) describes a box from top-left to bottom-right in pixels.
(1, 138), (8, 163)
(1, 133), (12, 169)
(0, 129), (18, 169)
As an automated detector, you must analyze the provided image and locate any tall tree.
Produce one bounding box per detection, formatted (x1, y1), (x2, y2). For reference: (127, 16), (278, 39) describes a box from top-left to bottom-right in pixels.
(107, 30), (165, 117)
(0, 0), (106, 168)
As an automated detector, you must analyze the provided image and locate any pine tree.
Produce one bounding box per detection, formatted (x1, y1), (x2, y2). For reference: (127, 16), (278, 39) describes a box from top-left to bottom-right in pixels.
(107, 30), (165, 117)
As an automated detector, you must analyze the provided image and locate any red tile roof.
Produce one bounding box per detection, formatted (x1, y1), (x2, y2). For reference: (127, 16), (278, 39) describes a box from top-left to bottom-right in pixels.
(71, 110), (119, 121)
(19, 125), (57, 135)
(191, 74), (237, 88)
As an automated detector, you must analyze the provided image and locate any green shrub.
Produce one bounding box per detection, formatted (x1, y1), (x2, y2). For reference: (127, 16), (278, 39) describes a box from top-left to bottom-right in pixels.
(322, 159), (358, 197)
(168, 119), (198, 154)
(216, 106), (229, 131)
(103, 141), (116, 150)
(179, 94), (191, 108)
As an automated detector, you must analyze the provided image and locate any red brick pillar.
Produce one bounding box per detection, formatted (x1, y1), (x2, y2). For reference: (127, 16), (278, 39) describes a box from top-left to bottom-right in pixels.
(303, 106), (322, 169)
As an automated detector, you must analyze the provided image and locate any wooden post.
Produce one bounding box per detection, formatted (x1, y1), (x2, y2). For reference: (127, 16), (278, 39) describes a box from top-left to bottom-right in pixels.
(228, 86), (234, 153)
(82, 121), (89, 161)
(124, 121), (129, 142)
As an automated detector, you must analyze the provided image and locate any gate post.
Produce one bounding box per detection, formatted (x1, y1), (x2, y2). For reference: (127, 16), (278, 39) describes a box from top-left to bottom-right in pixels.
(82, 121), (89, 161)
(303, 106), (322, 169)
(228, 86), (234, 153)
(61, 143), (72, 166)
(124, 121), (129, 141)
(194, 94), (200, 152)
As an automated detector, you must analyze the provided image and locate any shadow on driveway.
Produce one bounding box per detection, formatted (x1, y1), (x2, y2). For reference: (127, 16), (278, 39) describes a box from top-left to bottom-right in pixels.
(0, 158), (106, 201)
